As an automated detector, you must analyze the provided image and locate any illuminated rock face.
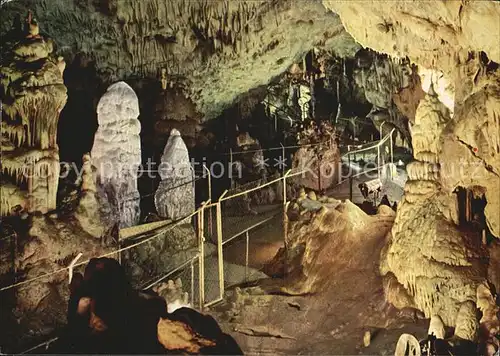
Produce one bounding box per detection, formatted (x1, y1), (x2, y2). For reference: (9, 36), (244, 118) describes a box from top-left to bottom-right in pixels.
(91, 82), (141, 229)
(352, 51), (421, 144)
(325, 0), (500, 330)
(0, 12), (67, 216)
(382, 88), (487, 327)
(292, 121), (340, 191)
(154, 129), (194, 221)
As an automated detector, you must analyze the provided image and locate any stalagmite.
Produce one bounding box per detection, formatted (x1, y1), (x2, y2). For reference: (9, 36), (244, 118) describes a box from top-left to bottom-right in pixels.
(154, 129), (195, 222)
(91, 81), (142, 229)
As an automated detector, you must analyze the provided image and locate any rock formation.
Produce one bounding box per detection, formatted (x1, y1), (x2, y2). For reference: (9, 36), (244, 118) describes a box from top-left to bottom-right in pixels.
(74, 154), (105, 238)
(353, 50), (422, 144)
(48, 257), (243, 354)
(324, 0), (500, 330)
(152, 278), (191, 313)
(5, 208), (109, 351)
(154, 129), (194, 221)
(381, 86), (487, 326)
(323, 1), (500, 73)
(91, 81), (142, 229)
(292, 121), (340, 191)
(266, 193), (395, 295)
(0, 11), (67, 216)
(153, 86), (203, 150)
(0, 0), (360, 119)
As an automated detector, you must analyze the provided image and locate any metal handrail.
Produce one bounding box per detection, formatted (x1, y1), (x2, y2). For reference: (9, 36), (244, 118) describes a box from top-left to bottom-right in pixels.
(219, 169), (304, 202)
(341, 128), (395, 158)
(222, 214), (277, 246)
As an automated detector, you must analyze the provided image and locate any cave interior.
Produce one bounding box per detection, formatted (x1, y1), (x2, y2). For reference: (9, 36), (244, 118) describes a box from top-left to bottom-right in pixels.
(0, 0), (499, 355)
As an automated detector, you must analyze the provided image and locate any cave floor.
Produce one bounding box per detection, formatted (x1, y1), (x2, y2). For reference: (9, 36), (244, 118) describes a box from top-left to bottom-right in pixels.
(207, 264), (429, 355)
(206, 203), (430, 355)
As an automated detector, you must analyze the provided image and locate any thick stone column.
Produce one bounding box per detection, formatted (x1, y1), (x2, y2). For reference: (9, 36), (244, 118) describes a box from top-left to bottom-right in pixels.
(91, 81), (142, 229)
(0, 12), (67, 215)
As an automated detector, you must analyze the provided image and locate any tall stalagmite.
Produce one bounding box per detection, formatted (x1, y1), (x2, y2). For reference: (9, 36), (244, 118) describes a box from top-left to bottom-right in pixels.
(0, 12), (67, 215)
(91, 81), (142, 229)
(154, 129), (194, 221)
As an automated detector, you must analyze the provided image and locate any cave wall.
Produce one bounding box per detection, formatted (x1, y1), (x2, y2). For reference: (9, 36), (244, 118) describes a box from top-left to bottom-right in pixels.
(324, 0), (500, 328)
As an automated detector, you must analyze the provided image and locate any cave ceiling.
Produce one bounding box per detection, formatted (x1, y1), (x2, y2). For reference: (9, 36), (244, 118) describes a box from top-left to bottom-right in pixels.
(0, 0), (360, 119)
(323, 0), (500, 74)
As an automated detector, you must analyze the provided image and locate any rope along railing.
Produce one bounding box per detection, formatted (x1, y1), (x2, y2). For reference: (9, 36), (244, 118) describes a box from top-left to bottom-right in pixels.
(0, 208), (201, 293)
(2, 131), (390, 293)
(221, 139), (332, 156)
(341, 128), (395, 160)
(3, 126), (395, 352)
(8, 129), (396, 352)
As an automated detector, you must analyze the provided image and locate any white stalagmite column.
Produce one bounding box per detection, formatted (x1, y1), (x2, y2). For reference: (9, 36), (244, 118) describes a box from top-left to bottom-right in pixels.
(91, 82), (142, 229)
(154, 129), (195, 222)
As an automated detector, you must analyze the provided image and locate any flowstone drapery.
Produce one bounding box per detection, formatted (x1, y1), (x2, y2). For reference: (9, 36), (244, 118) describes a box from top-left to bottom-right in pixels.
(381, 86), (488, 328)
(91, 82), (142, 229)
(0, 12), (67, 216)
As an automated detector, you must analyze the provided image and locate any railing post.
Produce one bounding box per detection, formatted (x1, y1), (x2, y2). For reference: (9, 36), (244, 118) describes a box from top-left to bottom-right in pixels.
(197, 206), (205, 310)
(283, 201), (291, 248)
(390, 129), (394, 180)
(280, 143), (285, 176)
(203, 164), (213, 239)
(317, 152), (322, 192)
(283, 170), (291, 206)
(377, 144), (381, 180)
(348, 153), (351, 185)
(349, 176), (353, 201)
(245, 231), (249, 283)
(229, 148), (234, 189)
(117, 236), (121, 265)
(217, 190), (228, 300)
(190, 259), (194, 307)
(283, 170), (292, 250)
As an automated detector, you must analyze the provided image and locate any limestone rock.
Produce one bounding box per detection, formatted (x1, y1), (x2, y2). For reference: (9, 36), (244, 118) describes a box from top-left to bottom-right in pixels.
(324, 1), (500, 73)
(353, 50), (415, 142)
(411, 86), (451, 163)
(454, 301), (479, 342)
(273, 199), (395, 295)
(122, 223), (197, 286)
(152, 278), (191, 313)
(91, 81), (142, 229)
(382, 273), (415, 310)
(8, 213), (110, 349)
(362, 331), (371, 347)
(488, 241), (500, 293)
(154, 129), (194, 221)
(428, 315), (446, 339)
(1, 0), (360, 119)
(292, 121), (340, 191)
(377, 204), (395, 217)
(476, 283), (500, 342)
(153, 88), (203, 150)
(0, 12), (67, 216)
(75, 154), (105, 239)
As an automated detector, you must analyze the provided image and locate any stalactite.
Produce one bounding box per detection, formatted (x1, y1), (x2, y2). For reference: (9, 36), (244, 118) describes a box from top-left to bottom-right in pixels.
(0, 12), (67, 216)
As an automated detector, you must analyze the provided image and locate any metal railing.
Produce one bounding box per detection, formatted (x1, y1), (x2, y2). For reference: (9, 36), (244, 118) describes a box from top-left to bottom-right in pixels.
(221, 214), (277, 285)
(5, 129), (395, 352)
